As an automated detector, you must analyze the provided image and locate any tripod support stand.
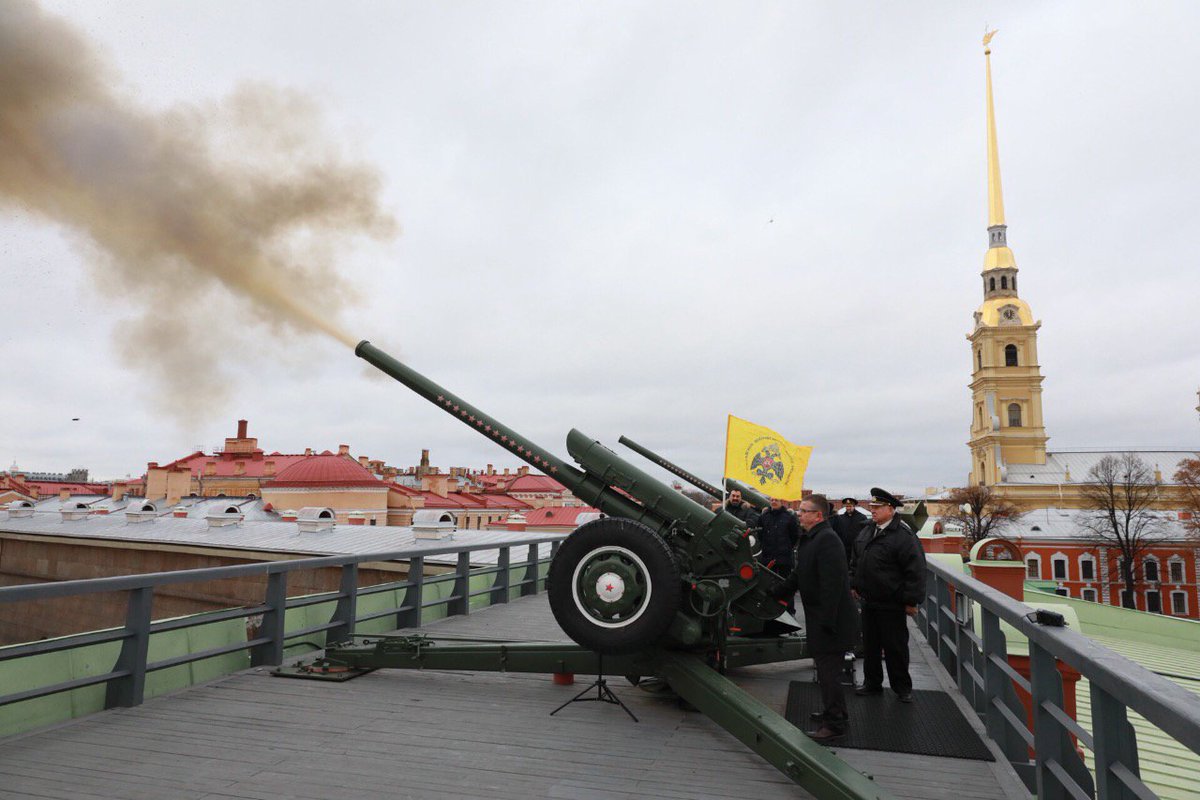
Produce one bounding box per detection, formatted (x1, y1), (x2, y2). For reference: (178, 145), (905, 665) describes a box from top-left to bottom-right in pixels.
(549, 653), (638, 722)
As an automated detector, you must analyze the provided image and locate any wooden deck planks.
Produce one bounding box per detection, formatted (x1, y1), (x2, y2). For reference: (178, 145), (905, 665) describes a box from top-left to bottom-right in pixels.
(0, 595), (1028, 800)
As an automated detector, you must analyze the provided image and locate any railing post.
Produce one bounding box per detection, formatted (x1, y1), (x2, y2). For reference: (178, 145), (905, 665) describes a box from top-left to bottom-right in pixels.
(448, 551), (471, 616)
(398, 556), (423, 629)
(1091, 683), (1141, 800)
(936, 575), (956, 676)
(327, 563), (358, 646)
(105, 586), (153, 709)
(251, 571), (287, 667)
(953, 591), (975, 705)
(491, 546), (511, 606)
(521, 543), (540, 597)
(1030, 642), (1094, 800)
(923, 571), (938, 647)
(980, 610), (1031, 772)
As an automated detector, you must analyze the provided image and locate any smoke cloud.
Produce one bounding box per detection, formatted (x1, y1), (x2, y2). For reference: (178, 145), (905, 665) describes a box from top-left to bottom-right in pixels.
(0, 1), (397, 419)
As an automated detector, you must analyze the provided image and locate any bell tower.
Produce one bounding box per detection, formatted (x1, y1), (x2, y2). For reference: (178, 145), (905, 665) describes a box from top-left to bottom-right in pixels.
(967, 31), (1049, 486)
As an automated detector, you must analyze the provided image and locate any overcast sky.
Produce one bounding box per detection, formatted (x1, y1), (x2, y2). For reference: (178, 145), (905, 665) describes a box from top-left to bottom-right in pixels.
(2, 1), (1198, 498)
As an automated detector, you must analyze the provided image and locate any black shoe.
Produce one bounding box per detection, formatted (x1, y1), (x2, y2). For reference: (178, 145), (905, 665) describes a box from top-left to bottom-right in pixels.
(809, 711), (827, 722)
(855, 685), (883, 696)
(896, 692), (913, 703)
(806, 726), (845, 742)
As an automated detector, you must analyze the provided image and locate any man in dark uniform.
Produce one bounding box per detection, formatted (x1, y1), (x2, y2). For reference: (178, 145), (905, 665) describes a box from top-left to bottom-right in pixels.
(828, 497), (868, 564)
(849, 487), (926, 703)
(773, 494), (858, 741)
(721, 489), (759, 525)
(758, 495), (800, 612)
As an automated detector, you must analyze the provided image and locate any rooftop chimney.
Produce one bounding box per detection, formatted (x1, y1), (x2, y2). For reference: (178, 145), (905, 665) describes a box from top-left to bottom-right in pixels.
(237, 419), (248, 438)
(338, 444), (351, 456)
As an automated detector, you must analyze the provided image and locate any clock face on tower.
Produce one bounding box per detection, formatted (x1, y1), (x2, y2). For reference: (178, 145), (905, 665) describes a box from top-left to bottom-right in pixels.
(999, 305), (1019, 325)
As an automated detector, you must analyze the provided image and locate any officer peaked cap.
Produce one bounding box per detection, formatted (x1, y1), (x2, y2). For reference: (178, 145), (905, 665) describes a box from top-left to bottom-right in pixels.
(867, 487), (903, 508)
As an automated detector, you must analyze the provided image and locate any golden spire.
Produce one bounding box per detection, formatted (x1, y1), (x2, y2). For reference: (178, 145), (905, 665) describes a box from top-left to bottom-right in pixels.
(984, 29), (1005, 227)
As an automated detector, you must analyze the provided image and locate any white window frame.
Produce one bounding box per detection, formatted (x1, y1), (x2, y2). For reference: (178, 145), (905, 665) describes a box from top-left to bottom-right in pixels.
(1146, 589), (1163, 614)
(1078, 554), (1097, 582)
(1143, 556), (1161, 583)
(1026, 554), (1042, 579)
(1170, 590), (1188, 616)
(1051, 553), (1069, 581)
(1167, 556), (1186, 585)
(1081, 588), (1098, 602)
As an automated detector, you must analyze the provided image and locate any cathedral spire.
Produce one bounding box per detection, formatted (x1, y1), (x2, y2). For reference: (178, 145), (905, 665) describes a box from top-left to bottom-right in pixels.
(984, 31), (1005, 228)
(982, 30), (1015, 268)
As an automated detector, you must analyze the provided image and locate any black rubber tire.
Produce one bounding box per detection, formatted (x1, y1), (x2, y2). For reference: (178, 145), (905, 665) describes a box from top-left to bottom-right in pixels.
(547, 517), (681, 655)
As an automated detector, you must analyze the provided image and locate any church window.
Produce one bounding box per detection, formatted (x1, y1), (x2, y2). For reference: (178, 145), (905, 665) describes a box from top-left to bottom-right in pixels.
(1082, 588), (1098, 602)
(1012, 276), (1017, 291)
(1001, 276), (1008, 289)
(976, 349), (982, 370)
(1144, 558), (1160, 583)
(1007, 403), (1021, 427)
(1146, 591), (1162, 614)
(1079, 556), (1095, 581)
(1026, 555), (1041, 579)
(1169, 558), (1185, 583)
(1004, 344), (1018, 366)
(1051, 555), (1068, 580)
(989, 277), (996, 291)
(1171, 591), (1188, 615)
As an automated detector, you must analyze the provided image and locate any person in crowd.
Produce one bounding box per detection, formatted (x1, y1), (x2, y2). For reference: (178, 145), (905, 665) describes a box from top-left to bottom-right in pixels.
(773, 494), (857, 741)
(849, 487), (926, 703)
(758, 495), (801, 612)
(829, 497), (868, 564)
(721, 488), (760, 525)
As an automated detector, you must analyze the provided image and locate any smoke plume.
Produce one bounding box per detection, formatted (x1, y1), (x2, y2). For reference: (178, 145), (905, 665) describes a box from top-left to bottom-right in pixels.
(0, 1), (397, 419)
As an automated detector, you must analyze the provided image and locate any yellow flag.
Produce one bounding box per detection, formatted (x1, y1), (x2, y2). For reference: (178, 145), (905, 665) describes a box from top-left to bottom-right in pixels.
(724, 415), (812, 501)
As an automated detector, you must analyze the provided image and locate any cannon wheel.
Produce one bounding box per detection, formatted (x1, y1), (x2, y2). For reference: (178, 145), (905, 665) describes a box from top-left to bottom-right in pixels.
(547, 517), (680, 655)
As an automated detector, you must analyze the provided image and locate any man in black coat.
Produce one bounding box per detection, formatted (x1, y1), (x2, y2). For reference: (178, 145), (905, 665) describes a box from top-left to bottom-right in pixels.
(828, 497), (869, 565)
(849, 488), (927, 702)
(721, 489), (760, 526)
(773, 494), (857, 740)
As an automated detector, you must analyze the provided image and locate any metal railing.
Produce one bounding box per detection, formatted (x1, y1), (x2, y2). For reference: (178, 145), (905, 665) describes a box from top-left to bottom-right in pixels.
(919, 558), (1200, 800)
(0, 535), (561, 714)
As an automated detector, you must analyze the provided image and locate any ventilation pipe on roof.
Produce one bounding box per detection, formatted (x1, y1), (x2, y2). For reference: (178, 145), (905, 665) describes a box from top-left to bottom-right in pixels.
(504, 512), (527, 533)
(173, 506), (189, 518)
(279, 509), (298, 522)
(412, 509), (456, 540)
(60, 501), (90, 521)
(125, 501), (159, 524)
(348, 511), (367, 526)
(297, 507), (335, 533)
(6, 500), (34, 519)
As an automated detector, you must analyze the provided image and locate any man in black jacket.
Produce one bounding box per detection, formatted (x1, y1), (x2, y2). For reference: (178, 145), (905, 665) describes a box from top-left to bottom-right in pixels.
(849, 487), (926, 702)
(773, 494), (857, 740)
(758, 495), (801, 613)
(721, 489), (759, 525)
(828, 497), (868, 565)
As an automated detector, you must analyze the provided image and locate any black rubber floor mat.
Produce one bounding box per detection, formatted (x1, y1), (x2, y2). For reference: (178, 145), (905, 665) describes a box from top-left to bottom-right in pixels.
(784, 683), (995, 761)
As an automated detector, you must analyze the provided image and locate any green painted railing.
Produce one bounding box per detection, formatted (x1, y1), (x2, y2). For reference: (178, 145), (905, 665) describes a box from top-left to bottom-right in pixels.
(0, 535), (561, 738)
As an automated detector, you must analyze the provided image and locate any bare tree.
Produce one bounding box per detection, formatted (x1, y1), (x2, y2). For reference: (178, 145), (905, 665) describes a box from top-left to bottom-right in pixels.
(1077, 453), (1166, 609)
(941, 485), (1026, 547)
(1174, 457), (1200, 541)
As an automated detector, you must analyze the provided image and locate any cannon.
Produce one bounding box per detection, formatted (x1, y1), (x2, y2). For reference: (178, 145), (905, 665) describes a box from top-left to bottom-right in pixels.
(354, 341), (787, 655)
(279, 342), (891, 798)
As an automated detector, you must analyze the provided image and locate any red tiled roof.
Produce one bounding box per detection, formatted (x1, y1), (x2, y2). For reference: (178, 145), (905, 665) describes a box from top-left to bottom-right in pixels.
(475, 494), (530, 509)
(268, 455), (382, 488)
(163, 450), (311, 479)
(522, 506), (599, 527)
(505, 475), (566, 494)
(24, 480), (110, 497)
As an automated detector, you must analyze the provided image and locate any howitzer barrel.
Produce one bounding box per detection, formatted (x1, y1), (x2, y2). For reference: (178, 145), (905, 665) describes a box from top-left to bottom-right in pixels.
(617, 436), (723, 500)
(354, 341), (684, 528)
